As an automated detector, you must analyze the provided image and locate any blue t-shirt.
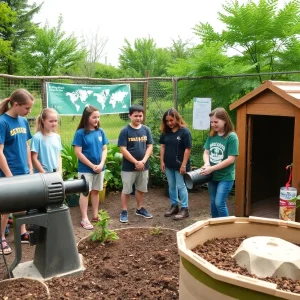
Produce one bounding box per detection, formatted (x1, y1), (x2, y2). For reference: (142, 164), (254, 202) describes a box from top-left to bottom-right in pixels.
(118, 124), (153, 171)
(31, 131), (63, 173)
(72, 128), (108, 174)
(0, 113), (32, 176)
(159, 127), (192, 171)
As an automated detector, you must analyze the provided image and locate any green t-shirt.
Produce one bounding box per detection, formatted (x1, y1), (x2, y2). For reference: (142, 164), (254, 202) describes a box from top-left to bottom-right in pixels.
(204, 132), (239, 181)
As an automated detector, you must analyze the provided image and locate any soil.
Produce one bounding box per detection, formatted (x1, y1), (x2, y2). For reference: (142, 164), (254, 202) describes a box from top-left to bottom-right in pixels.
(2, 186), (299, 298)
(0, 186), (233, 299)
(0, 277), (49, 299)
(193, 237), (300, 294)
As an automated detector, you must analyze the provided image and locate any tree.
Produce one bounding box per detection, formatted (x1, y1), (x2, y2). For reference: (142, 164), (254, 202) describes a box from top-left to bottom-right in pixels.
(166, 38), (261, 123)
(94, 63), (127, 79)
(193, 0), (300, 82)
(168, 37), (192, 62)
(0, 3), (16, 65)
(0, 0), (42, 74)
(80, 28), (108, 77)
(119, 37), (171, 77)
(20, 16), (86, 76)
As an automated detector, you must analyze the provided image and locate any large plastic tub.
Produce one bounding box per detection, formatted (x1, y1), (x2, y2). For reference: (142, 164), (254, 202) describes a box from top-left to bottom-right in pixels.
(177, 216), (300, 300)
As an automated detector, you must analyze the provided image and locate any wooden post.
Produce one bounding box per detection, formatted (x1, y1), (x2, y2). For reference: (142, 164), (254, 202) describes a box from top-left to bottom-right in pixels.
(173, 78), (178, 110)
(293, 108), (300, 222)
(143, 70), (150, 124)
(41, 79), (46, 109)
(234, 105), (247, 216)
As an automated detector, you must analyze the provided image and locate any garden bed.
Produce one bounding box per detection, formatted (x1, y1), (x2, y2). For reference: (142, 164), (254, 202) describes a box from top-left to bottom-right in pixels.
(2, 228), (179, 299)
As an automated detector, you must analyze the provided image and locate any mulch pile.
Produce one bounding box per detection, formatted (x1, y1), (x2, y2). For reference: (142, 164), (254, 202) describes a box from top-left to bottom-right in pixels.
(193, 237), (300, 294)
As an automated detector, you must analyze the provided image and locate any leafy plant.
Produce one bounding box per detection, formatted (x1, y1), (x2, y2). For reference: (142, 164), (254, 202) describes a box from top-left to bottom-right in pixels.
(149, 144), (164, 187)
(105, 144), (123, 190)
(61, 143), (78, 180)
(150, 226), (163, 235)
(90, 210), (119, 244)
(290, 195), (300, 208)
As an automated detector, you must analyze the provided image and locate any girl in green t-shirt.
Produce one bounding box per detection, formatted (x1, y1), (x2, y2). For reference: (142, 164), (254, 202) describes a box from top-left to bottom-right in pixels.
(201, 107), (239, 218)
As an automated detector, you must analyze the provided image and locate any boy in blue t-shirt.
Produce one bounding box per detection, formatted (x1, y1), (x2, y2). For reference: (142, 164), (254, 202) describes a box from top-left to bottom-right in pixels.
(118, 105), (153, 223)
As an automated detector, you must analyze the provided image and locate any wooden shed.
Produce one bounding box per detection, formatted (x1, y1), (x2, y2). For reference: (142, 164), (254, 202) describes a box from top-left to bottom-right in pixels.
(229, 80), (300, 221)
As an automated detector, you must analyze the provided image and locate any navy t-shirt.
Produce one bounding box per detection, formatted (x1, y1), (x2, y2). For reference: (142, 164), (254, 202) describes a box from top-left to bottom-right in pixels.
(159, 127), (192, 171)
(118, 124), (153, 171)
(0, 113), (32, 176)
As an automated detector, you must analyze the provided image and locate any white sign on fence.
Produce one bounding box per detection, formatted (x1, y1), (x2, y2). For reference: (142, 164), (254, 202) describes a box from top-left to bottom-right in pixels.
(192, 98), (212, 130)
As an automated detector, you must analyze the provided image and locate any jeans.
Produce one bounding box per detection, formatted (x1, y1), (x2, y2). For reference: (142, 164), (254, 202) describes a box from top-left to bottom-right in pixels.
(208, 180), (234, 218)
(165, 168), (188, 208)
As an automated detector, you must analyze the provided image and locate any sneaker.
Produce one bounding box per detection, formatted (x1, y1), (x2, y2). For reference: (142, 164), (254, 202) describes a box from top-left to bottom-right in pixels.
(164, 205), (179, 217)
(136, 207), (152, 219)
(120, 210), (128, 223)
(21, 232), (30, 244)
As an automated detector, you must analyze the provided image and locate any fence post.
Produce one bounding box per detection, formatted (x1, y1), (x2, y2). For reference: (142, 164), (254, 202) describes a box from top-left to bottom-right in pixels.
(143, 70), (150, 123)
(172, 77), (178, 110)
(41, 79), (46, 109)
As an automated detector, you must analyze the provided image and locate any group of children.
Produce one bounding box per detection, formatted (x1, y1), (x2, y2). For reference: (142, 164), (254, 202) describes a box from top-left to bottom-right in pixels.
(0, 88), (238, 256)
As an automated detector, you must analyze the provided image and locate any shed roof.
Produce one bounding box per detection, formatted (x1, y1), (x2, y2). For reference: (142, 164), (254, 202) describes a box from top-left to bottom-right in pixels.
(229, 80), (300, 110)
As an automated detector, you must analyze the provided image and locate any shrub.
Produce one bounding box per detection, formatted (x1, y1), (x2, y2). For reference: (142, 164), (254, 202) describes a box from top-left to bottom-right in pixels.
(105, 144), (123, 191)
(149, 144), (164, 187)
(61, 143), (78, 180)
(90, 210), (119, 244)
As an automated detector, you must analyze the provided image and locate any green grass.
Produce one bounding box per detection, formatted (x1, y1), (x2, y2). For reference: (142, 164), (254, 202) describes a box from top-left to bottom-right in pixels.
(58, 114), (128, 145)
(31, 97), (43, 116)
(29, 97), (129, 145)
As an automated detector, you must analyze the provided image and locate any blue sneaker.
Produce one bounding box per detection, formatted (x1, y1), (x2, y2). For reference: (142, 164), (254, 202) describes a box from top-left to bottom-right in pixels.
(136, 207), (152, 219)
(120, 210), (128, 223)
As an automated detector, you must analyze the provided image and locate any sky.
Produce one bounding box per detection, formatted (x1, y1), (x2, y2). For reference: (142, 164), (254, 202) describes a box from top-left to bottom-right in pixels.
(29, 0), (285, 67)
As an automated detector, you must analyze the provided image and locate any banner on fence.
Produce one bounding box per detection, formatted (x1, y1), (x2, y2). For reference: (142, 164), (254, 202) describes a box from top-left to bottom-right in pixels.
(192, 97), (211, 130)
(46, 82), (131, 115)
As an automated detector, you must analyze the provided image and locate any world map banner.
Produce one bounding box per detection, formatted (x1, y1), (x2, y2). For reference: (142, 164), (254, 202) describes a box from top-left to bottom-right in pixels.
(46, 82), (131, 115)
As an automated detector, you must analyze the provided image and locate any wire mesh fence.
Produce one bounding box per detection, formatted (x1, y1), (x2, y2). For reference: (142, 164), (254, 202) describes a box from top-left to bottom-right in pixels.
(1, 72), (299, 169)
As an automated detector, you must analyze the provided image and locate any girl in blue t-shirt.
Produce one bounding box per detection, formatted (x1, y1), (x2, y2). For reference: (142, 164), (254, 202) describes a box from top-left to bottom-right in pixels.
(31, 108), (63, 174)
(72, 105), (108, 230)
(0, 89), (35, 255)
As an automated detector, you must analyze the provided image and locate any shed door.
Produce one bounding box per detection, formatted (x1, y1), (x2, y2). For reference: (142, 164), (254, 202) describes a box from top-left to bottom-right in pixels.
(245, 115), (253, 216)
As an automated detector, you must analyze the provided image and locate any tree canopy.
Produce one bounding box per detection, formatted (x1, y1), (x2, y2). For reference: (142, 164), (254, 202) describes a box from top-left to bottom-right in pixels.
(119, 37), (171, 77)
(193, 0), (300, 81)
(0, 3), (16, 66)
(20, 16), (86, 76)
(0, 0), (42, 74)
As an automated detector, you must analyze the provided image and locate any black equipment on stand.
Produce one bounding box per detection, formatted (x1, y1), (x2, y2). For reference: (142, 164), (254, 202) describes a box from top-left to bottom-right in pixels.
(0, 172), (88, 279)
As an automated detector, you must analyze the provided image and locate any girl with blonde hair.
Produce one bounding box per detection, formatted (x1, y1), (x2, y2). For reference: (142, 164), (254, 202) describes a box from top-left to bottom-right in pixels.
(31, 108), (62, 174)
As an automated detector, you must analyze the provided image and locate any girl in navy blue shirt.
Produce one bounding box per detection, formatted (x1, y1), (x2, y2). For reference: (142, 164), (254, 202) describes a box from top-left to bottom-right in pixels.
(159, 108), (192, 220)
